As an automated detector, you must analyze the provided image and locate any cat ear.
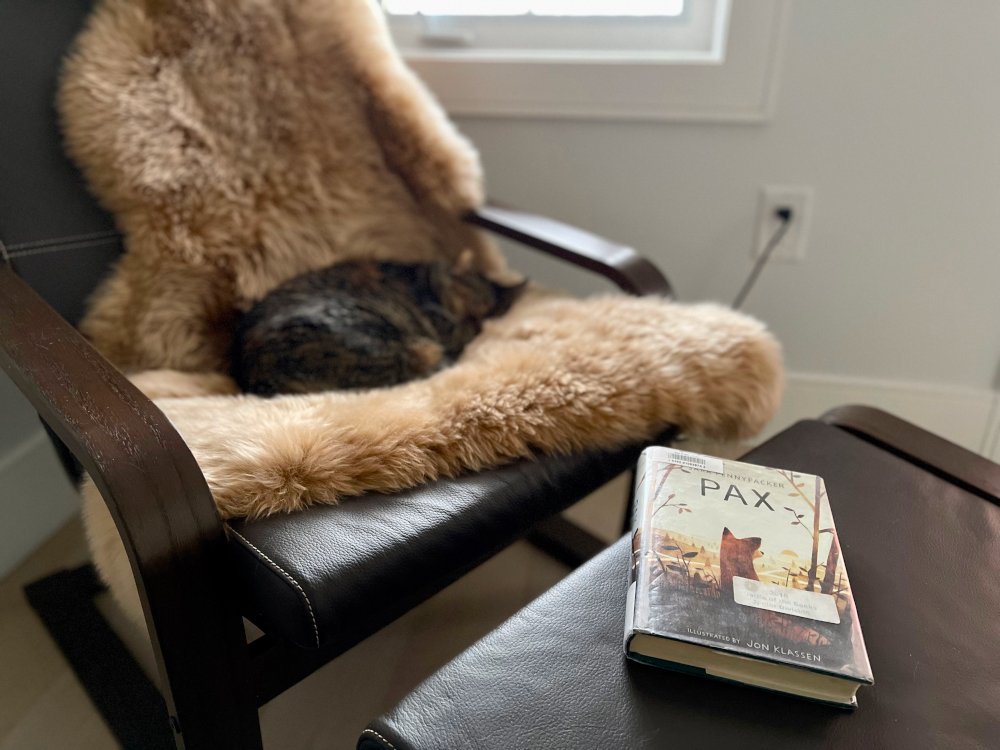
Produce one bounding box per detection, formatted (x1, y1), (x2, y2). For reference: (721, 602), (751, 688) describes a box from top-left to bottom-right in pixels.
(453, 249), (475, 274)
(490, 278), (528, 317)
(722, 527), (733, 537)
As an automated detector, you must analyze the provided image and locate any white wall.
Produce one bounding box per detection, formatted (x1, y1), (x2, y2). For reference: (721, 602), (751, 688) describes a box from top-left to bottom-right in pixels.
(455, 0), (1000, 452)
(0, 371), (80, 578)
(0, 368), (42, 459)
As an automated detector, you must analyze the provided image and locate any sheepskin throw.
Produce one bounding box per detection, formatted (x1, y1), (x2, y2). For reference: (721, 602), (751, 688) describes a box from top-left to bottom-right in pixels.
(61, 0), (785, 522)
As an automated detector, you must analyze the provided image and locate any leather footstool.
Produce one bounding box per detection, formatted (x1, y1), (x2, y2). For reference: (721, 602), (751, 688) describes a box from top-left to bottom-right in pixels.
(359, 408), (1000, 750)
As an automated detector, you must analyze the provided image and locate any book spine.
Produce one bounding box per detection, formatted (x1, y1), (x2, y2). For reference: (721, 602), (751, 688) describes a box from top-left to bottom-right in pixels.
(628, 449), (650, 583)
(624, 449), (651, 650)
(631, 449), (651, 534)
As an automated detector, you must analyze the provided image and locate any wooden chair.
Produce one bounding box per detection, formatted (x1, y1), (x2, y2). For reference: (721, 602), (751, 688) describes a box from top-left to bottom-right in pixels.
(0, 1), (673, 748)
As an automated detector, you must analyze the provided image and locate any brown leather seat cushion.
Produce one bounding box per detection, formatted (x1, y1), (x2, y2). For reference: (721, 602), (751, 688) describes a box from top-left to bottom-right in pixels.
(362, 420), (1000, 749)
(228, 440), (654, 654)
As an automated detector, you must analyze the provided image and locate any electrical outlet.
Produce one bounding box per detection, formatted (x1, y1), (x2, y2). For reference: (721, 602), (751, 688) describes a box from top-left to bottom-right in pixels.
(753, 185), (814, 261)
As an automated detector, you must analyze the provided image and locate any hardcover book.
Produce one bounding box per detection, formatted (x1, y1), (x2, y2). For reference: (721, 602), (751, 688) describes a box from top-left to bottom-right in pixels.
(624, 447), (874, 707)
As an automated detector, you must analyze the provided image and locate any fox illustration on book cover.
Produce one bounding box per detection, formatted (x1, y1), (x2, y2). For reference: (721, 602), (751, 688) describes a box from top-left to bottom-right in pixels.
(720, 528), (830, 646)
(632, 454), (868, 678)
(719, 527), (761, 592)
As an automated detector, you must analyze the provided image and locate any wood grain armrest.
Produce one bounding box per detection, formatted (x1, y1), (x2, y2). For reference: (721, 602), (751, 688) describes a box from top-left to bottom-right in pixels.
(821, 404), (1000, 504)
(0, 265), (259, 749)
(466, 204), (673, 298)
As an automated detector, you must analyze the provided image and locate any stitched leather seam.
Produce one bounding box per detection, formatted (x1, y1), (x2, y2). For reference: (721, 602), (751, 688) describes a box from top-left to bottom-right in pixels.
(228, 527), (321, 648)
(361, 728), (398, 749)
(4, 229), (120, 252)
(7, 236), (121, 260)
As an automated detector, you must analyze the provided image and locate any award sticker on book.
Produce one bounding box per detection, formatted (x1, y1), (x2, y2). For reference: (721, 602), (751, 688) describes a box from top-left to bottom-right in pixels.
(733, 576), (841, 624)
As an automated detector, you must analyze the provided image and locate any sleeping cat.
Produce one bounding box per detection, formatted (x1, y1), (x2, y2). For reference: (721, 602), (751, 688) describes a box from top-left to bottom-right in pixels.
(231, 258), (526, 396)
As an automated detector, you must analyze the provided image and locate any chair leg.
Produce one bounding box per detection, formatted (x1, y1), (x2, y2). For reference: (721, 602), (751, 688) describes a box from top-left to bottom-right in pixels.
(25, 564), (264, 750)
(149, 592), (263, 750)
(527, 516), (608, 568)
(529, 466), (642, 568)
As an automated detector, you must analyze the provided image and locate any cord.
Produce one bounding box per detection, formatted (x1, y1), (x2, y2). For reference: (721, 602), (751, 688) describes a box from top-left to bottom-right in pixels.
(732, 207), (793, 310)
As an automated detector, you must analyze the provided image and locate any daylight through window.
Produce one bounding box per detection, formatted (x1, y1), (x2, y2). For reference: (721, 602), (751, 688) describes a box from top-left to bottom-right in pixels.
(382, 0), (727, 63)
(383, 1), (685, 17)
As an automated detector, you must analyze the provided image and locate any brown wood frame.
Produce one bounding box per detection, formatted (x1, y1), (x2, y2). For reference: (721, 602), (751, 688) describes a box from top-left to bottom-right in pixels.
(0, 206), (674, 750)
(467, 205), (674, 297)
(0, 266), (262, 749)
(820, 405), (1000, 504)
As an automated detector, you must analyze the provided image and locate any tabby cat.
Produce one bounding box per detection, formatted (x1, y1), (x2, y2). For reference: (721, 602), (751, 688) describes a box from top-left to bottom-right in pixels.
(232, 259), (526, 396)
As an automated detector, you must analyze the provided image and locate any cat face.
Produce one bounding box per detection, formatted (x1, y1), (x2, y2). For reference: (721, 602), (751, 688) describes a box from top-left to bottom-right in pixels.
(433, 264), (526, 323)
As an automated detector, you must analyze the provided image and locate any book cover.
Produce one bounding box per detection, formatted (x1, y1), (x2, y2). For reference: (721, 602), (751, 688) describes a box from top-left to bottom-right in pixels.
(625, 447), (873, 693)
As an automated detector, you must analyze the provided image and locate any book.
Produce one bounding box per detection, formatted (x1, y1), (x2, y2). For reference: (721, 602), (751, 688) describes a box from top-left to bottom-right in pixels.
(624, 446), (874, 707)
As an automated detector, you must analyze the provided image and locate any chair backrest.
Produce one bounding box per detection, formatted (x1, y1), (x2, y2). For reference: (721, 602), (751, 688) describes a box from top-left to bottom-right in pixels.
(0, 0), (124, 326)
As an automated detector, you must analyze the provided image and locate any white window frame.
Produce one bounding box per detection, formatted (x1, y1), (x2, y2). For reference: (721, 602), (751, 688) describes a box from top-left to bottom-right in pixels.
(386, 0), (791, 122)
(386, 0), (712, 64)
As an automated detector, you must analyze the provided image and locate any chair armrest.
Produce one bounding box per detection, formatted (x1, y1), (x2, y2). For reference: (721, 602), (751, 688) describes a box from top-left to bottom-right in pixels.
(821, 404), (1000, 504)
(466, 204), (673, 298)
(0, 265), (259, 749)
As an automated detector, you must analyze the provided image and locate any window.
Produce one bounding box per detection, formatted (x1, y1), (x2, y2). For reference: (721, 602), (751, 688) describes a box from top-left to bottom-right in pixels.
(385, 0), (685, 12)
(382, 0), (790, 122)
(382, 1), (723, 63)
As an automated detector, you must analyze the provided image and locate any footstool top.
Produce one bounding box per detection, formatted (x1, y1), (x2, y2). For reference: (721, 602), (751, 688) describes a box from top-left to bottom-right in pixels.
(361, 419), (1000, 750)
